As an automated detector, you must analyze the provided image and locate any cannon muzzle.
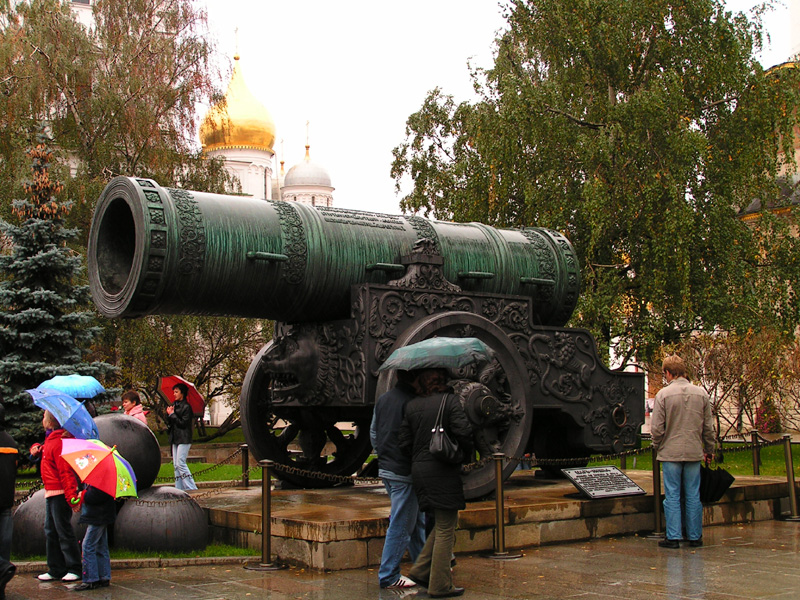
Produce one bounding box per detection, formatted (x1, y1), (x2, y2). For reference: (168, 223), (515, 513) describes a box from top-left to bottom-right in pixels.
(88, 177), (581, 324)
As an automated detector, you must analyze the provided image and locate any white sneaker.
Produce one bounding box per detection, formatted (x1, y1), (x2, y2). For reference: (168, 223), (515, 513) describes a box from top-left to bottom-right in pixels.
(386, 575), (417, 589)
(37, 573), (57, 581)
(61, 573), (81, 582)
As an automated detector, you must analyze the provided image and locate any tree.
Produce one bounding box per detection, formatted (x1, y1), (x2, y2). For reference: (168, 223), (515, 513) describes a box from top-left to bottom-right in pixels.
(392, 0), (800, 364)
(0, 0), (238, 236)
(0, 136), (114, 445)
(92, 315), (272, 438)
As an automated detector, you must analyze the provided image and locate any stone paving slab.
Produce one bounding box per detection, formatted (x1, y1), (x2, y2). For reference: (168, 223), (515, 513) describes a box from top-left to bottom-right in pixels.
(4, 520), (800, 599)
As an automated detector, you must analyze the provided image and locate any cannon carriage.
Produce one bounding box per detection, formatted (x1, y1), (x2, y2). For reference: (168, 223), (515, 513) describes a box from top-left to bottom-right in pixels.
(88, 177), (644, 499)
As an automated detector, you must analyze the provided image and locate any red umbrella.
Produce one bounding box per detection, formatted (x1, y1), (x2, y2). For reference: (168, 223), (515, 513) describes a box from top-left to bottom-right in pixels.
(156, 375), (206, 416)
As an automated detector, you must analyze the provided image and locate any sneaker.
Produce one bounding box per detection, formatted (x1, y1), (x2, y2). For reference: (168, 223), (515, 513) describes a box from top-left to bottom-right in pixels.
(386, 575), (417, 589)
(36, 573), (57, 581)
(61, 573), (81, 582)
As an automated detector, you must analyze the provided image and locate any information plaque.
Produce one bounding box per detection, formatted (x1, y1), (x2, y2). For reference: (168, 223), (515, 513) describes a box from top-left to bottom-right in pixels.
(561, 466), (646, 499)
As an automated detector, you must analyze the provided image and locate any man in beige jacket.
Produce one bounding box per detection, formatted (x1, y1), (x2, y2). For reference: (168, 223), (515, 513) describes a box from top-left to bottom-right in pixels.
(651, 355), (715, 548)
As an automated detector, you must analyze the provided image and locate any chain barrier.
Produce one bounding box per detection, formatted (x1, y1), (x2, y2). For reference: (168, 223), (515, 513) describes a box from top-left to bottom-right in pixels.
(154, 447), (243, 483)
(131, 462), (265, 506)
(15, 435), (790, 508)
(13, 480), (42, 506)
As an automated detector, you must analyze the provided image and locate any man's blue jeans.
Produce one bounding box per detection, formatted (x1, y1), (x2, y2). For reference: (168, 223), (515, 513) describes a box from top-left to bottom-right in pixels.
(81, 525), (110, 583)
(378, 473), (426, 587)
(44, 495), (81, 577)
(662, 461), (702, 542)
(172, 444), (197, 491)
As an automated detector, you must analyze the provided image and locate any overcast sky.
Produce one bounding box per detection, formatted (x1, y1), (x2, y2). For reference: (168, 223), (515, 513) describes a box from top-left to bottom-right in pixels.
(201, 0), (793, 215)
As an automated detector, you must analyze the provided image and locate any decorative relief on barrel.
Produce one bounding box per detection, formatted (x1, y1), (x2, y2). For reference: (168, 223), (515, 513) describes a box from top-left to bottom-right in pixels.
(407, 216), (440, 250)
(167, 188), (205, 276)
(317, 207), (405, 230)
(148, 208), (165, 225)
(271, 201), (307, 285)
(150, 231), (166, 249)
(520, 229), (556, 301)
(144, 190), (161, 204)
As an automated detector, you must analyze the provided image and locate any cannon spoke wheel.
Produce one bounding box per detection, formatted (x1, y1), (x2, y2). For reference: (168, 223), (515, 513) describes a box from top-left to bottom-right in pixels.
(240, 342), (374, 488)
(375, 312), (534, 500)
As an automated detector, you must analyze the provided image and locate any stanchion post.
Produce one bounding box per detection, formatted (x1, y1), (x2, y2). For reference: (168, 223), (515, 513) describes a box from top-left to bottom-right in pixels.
(240, 444), (249, 488)
(648, 447), (664, 537)
(751, 432), (760, 476)
(620, 454), (627, 471)
(782, 435), (800, 521)
(485, 453), (521, 560)
(244, 459), (286, 570)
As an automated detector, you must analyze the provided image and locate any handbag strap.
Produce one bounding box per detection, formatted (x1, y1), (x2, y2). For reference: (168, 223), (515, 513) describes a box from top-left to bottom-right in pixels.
(432, 394), (448, 432)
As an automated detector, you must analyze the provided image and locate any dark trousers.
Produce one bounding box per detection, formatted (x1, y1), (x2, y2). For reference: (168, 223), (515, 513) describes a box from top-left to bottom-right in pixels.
(44, 495), (81, 577)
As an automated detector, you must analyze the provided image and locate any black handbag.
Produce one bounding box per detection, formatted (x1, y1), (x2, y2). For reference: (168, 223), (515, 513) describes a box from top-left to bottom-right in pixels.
(699, 463), (735, 503)
(429, 394), (461, 463)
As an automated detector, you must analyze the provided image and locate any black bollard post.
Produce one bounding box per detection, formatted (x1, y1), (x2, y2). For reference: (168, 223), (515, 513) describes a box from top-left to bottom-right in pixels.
(244, 460), (286, 570)
(648, 447), (664, 538)
(751, 432), (760, 476)
(240, 444), (250, 488)
(782, 436), (800, 521)
(620, 454), (627, 471)
(486, 453), (522, 560)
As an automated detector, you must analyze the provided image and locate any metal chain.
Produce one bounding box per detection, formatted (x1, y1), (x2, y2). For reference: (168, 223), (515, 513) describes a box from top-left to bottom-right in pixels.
(13, 480), (42, 506)
(154, 447), (243, 483)
(17, 436), (790, 508)
(131, 463), (264, 506)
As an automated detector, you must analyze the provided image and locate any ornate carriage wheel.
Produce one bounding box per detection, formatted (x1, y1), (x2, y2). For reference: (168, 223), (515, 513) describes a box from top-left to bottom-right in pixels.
(240, 342), (374, 488)
(375, 312), (533, 500)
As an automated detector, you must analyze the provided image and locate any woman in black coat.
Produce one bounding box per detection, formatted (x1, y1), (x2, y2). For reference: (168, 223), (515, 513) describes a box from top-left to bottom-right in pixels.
(399, 368), (472, 598)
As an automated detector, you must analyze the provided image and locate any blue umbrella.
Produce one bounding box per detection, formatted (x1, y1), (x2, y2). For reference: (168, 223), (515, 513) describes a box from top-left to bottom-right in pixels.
(378, 337), (495, 371)
(26, 388), (99, 439)
(38, 374), (105, 399)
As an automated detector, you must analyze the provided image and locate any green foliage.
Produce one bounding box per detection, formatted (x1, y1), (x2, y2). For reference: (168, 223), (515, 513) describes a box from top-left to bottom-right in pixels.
(755, 397), (782, 433)
(392, 0), (800, 363)
(0, 0), (239, 234)
(93, 316), (272, 424)
(0, 137), (114, 446)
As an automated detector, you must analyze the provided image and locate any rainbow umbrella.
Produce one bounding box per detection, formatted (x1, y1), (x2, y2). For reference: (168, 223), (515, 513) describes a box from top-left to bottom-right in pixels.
(60, 438), (137, 499)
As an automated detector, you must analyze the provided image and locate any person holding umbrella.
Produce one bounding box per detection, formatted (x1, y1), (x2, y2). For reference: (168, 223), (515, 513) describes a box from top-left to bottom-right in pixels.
(37, 411), (83, 583)
(370, 369), (426, 589)
(72, 484), (115, 591)
(399, 368), (473, 598)
(166, 383), (197, 491)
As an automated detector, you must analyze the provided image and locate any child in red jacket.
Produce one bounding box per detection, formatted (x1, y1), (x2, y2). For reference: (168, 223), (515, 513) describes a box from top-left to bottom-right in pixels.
(36, 411), (83, 583)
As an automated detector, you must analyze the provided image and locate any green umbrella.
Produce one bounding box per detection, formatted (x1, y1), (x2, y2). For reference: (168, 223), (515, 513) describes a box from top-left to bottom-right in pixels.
(378, 337), (494, 371)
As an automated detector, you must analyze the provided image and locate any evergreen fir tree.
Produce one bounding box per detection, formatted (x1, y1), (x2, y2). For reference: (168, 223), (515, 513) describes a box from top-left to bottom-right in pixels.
(0, 134), (114, 446)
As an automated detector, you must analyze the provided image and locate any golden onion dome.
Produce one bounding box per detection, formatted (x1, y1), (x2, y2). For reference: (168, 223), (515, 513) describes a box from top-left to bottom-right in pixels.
(199, 55), (276, 153)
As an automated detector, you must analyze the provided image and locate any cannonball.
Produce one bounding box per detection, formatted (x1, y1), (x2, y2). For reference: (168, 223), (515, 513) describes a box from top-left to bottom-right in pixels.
(113, 486), (207, 552)
(95, 413), (161, 491)
(12, 490), (85, 557)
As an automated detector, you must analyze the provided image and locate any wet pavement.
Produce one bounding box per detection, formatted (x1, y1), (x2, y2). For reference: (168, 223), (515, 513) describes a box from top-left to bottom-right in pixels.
(5, 519), (800, 599)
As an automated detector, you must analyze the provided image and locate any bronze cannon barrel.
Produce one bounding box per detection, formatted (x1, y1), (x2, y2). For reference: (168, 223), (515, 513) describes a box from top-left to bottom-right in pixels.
(88, 177), (581, 325)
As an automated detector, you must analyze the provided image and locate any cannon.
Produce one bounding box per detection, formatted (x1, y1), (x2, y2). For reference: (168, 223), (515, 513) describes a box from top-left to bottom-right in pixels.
(88, 177), (644, 499)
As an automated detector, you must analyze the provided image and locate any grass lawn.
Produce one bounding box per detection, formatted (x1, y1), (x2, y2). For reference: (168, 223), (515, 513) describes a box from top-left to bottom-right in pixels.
(156, 462), (260, 483)
(15, 543), (256, 563)
(151, 426), (246, 446)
